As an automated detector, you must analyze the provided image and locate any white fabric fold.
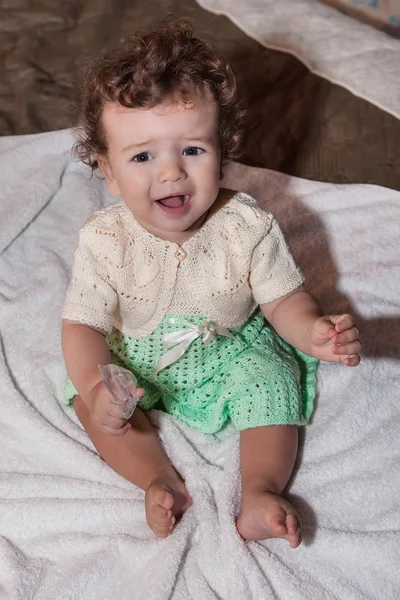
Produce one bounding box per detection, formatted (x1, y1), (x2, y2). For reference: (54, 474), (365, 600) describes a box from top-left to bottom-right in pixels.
(196, 0), (400, 119)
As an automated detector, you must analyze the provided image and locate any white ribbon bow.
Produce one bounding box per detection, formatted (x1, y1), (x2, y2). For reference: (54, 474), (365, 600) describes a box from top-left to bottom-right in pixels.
(156, 320), (238, 373)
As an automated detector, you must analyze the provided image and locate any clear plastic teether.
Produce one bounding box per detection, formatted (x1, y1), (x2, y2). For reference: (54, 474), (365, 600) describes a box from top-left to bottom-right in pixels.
(99, 364), (140, 419)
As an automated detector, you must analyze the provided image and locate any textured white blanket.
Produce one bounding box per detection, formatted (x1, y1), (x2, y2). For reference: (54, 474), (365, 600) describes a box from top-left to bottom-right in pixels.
(0, 129), (399, 599)
(196, 0), (400, 119)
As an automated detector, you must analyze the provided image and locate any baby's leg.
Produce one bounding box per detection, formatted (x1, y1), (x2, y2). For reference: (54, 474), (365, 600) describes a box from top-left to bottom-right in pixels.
(74, 396), (192, 538)
(237, 425), (301, 548)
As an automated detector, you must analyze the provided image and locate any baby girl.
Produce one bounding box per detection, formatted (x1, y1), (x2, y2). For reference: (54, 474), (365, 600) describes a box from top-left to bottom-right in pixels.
(62, 20), (361, 548)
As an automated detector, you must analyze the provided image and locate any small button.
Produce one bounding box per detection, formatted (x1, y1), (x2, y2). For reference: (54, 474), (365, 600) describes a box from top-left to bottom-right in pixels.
(175, 247), (187, 262)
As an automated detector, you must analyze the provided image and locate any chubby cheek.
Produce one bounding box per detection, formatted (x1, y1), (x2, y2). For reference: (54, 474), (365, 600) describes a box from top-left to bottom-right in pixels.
(200, 161), (221, 190)
(121, 170), (152, 200)
(206, 175), (221, 199)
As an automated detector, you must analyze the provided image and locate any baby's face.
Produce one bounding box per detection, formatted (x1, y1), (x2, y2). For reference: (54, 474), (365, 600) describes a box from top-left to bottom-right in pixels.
(98, 91), (221, 243)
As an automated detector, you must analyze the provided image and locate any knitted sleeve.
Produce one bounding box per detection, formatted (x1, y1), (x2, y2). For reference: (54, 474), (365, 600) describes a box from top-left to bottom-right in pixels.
(62, 227), (118, 333)
(249, 217), (304, 305)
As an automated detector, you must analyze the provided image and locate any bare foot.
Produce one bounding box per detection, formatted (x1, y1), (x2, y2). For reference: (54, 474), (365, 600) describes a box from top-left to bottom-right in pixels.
(237, 490), (302, 548)
(145, 474), (192, 539)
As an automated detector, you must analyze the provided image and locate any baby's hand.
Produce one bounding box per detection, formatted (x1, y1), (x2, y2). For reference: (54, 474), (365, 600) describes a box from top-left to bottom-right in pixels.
(85, 380), (145, 436)
(309, 314), (361, 366)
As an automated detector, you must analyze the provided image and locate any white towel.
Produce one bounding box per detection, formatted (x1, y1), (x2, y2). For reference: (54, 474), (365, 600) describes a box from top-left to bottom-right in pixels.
(0, 129), (399, 599)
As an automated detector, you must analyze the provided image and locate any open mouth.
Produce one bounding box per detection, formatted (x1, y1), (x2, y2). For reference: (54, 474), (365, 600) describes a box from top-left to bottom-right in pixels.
(155, 194), (191, 215)
(156, 194), (189, 208)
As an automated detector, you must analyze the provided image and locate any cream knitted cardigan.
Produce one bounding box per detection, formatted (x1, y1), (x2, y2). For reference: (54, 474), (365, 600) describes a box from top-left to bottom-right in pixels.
(62, 191), (304, 338)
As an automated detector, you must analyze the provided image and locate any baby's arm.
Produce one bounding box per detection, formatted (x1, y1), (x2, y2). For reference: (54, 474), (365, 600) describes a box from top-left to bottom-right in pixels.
(63, 319), (192, 534)
(62, 320), (138, 435)
(62, 320), (110, 398)
(260, 286), (361, 366)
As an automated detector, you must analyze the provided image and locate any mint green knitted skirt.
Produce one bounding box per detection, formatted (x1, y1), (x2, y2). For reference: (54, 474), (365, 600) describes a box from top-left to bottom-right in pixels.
(65, 309), (318, 434)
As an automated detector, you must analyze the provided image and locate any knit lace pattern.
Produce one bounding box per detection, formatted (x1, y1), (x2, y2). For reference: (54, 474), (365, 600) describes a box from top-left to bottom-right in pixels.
(65, 309), (318, 434)
(62, 191), (305, 338)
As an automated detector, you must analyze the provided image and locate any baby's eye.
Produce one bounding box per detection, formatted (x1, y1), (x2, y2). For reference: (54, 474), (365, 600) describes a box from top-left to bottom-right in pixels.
(132, 152), (152, 163)
(183, 147), (203, 156)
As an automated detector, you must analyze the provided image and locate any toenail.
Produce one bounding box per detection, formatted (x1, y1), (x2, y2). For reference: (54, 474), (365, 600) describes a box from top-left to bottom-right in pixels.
(171, 517), (176, 524)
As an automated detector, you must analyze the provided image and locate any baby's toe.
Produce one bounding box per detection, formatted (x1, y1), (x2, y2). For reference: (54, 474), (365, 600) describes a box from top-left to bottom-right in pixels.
(286, 513), (302, 548)
(151, 486), (175, 511)
(270, 510), (289, 537)
(153, 504), (172, 520)
(288, 530), (302, 549)
(151, 515), (176, 539)
(286, 513), (298, 535)
(152, 523), (173, 538)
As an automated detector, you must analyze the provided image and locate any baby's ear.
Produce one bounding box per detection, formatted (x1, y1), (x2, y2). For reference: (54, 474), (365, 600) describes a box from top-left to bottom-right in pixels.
(97, 155), (112, 182)
(97, 155), (121, 196)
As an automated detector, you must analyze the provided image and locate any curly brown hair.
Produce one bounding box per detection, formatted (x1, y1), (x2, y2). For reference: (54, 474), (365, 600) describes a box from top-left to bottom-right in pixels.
(73, 19), (246, 170)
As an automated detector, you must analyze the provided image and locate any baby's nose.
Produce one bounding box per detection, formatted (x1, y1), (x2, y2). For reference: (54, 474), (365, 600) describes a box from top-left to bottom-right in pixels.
(158, 159), (186, 183)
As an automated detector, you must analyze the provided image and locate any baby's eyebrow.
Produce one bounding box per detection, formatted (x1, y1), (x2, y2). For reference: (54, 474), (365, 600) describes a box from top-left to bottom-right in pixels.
(122, 140), (153, 152)
(182, 135), (214, 143)
(121, 134), (215, 153)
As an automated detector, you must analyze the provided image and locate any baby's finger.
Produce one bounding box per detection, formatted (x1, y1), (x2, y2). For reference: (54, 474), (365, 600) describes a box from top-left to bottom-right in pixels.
(331, 314), (355, 333)
(99, 422), (132, 436)
(106, 402), (129, 419)
(133, 387), (145, 398)
(104, 410), (129, 428)
(342, 354), (361, 367)
(314, 316), (336, 338)
(333, 341), (361, 359)
(332, 327), (359, 345)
